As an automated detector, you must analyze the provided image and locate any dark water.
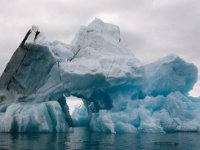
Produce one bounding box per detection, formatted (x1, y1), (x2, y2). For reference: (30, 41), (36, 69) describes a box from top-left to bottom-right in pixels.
(0, 127), (199, 150)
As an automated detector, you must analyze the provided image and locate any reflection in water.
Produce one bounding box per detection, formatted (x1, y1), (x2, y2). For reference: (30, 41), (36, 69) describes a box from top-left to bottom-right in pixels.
(0, 127), (199, 150)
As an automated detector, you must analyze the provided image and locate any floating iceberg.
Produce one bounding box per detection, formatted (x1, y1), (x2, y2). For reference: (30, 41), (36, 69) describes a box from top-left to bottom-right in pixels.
(0, 18), (199, 133)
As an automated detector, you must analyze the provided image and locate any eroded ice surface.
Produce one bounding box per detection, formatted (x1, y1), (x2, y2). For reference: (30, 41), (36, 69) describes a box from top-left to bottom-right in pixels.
(89, 92), (200, 133)
(0, 18), (199, 133)
(0, 101), (68, 132)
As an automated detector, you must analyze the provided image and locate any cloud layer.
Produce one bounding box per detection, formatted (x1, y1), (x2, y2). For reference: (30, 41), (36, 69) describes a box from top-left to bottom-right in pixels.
(0, 0), (200, 95)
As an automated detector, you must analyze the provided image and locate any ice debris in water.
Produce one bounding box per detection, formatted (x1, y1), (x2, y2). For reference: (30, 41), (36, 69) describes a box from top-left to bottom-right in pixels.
(0, 18), (199, 133)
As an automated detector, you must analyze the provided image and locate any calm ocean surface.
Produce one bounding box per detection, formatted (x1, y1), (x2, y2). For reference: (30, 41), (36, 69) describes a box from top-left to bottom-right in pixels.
(0, 127), (199, 150)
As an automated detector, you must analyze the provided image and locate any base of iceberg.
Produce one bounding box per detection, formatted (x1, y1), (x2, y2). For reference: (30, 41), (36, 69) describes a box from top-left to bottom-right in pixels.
(0, 101), (68, 132)
(89, 92), (200, 133)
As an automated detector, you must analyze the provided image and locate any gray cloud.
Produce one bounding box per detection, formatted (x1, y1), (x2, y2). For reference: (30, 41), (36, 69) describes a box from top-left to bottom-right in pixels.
(0, 0), (200, 95)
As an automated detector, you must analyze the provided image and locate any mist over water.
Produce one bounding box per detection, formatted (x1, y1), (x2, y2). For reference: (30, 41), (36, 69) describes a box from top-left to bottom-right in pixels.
(0, 127), (199, 150)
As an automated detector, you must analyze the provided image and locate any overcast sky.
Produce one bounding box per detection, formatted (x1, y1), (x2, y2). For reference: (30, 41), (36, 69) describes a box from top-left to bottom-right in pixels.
(0, 0), (200, 96)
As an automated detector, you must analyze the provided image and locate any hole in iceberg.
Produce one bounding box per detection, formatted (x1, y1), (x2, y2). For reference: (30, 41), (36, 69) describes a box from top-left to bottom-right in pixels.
(67, 96), (89, 127)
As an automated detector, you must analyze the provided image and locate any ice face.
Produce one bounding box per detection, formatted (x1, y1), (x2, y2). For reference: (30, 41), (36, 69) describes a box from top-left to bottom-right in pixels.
(90, 92), (200, 133)
(143, 54), (198, 97)
(0, 101), (68, 132)
(0, 18), (199, 133)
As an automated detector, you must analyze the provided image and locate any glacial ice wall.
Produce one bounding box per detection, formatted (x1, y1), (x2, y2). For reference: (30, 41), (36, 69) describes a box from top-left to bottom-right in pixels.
(0, 18), (199, 133)
(0, 101), (68, 132)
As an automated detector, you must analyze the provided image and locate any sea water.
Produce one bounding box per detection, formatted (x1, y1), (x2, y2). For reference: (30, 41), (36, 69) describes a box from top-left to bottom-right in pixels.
(0, 127), (199, 150)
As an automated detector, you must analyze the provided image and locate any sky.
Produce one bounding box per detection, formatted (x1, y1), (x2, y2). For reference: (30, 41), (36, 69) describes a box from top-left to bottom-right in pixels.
(0, 0), (200, 96)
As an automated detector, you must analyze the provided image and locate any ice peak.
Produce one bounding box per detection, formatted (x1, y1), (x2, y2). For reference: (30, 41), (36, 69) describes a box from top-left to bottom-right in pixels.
(71, 18), (122, 55)
(87, 18), (120, 40)
(31, 25), (39, 33)
(88, 18), (106, 30)
(89, 18), (104, 25)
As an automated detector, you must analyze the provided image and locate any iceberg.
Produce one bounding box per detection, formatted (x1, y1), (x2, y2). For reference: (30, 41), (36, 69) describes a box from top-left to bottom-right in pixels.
(0, 18), (199, 133)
